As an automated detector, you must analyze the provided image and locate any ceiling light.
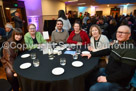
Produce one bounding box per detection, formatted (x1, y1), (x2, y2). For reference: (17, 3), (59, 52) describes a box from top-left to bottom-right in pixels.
(78, 3), (86, 5)
(67, 0), (78, 2)
(5, 7), (10, 10)
(107, 4), (109, 7)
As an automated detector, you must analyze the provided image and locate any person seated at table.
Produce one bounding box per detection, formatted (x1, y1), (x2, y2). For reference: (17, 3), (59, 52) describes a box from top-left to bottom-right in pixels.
(1, 28), (25, 91)
(88, 25), (109, 52)
(67, 22), (90, 45)
(0, 27), (6, 38)
(3, 23), (14, 41)
(82, 25), (136, 91)
(24, 24), (46, 49)
(51, 20), (69, 43)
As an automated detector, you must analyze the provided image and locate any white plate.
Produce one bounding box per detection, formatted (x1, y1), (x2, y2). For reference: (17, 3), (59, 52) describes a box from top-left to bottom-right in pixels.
(52, 67), (64, 75)
(21, 54), (30, 58)
(20, 63), (31, 69)
(82, 51), (90, 55)
(72, 61), (83, 67)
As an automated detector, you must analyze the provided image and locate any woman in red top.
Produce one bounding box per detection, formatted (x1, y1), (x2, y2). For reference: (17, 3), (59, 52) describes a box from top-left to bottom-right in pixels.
(67, 22), (90, 45)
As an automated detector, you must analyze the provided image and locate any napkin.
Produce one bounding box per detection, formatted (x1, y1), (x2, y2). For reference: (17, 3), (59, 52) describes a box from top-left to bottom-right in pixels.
(64, 51), (76, 55)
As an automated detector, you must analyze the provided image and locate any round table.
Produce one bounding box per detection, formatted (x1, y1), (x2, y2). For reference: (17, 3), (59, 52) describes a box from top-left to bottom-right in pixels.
(14, 48), (99, 91)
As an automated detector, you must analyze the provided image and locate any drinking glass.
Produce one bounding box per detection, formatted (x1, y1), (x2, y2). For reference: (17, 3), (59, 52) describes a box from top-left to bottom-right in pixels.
(31, 53), (36, 59)
(76, 48), (81, 54)
(33, 59), (40, 67)
(73, 54), (78, 60)
(60, 58), (66, 66)
(57, 51), (62, 55)
(48, 48), (53, 55)
(49, 55), (54, 60)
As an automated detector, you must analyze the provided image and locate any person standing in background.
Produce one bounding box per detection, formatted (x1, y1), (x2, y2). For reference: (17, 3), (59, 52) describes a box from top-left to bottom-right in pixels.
(13, 11), (24, 28)
(58, 10), (71, 32)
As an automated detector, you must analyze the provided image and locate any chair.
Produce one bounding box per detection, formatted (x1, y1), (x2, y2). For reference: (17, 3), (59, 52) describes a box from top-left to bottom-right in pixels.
(0, 47), (3, 67)
(130, 70), (136, 91)
(0, 79), (12, 91)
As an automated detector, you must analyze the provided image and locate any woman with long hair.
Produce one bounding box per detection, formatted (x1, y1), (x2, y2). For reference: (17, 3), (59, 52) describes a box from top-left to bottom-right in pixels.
(1, 28), (25, 91)
(58, 10), (71, 32)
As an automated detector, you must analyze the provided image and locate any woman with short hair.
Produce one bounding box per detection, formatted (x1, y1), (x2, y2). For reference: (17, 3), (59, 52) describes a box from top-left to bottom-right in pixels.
(67, 22), (90, 45)
(24, 24), (46, 49)
(88, 24), (109, 52)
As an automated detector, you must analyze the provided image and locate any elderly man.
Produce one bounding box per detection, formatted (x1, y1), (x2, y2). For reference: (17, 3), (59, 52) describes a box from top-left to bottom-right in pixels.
(51, 20), (69, 43)
(4, 23), (13, 40)
(82, 25), (136, 91)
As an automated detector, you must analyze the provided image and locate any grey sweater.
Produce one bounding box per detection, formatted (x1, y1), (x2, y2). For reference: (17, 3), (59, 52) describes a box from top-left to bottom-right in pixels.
(51, 30), (69, 43)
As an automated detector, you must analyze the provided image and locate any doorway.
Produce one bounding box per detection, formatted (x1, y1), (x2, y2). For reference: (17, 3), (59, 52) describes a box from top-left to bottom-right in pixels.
(0, 6), (5, 28)
(110, 8), (120, 18)
(3, 1), (28, 33)
(96, 11), (103, 16)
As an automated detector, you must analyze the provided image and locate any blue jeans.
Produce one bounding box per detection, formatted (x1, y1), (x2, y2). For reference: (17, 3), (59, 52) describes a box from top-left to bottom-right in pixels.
(89, 82), (122, 91)
(89, 68), (122, 91)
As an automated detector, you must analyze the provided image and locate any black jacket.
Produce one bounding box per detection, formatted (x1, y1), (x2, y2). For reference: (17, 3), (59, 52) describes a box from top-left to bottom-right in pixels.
(92, 41), (136, 87)
(14, 16), (23, 28)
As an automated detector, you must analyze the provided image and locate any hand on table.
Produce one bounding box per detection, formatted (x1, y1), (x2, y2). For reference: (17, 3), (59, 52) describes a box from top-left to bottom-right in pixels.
(81, 53), (91, 59)
(97, 76), (107, 82)
(13, 73), (18, 77)
(88, 46), (95, 51)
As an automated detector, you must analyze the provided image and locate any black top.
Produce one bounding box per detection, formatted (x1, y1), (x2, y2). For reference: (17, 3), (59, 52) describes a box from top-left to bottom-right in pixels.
(14, 16), (23, 28)
(32, 38), (38, 44)
(94, 35), (101, 49)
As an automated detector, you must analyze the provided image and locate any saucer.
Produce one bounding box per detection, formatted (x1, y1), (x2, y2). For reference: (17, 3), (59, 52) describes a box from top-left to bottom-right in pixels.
(20, 63), (31, 69)
(72, 61), (83, 67)
(52, 67), (64, 75)
(21, 54), (30, 58)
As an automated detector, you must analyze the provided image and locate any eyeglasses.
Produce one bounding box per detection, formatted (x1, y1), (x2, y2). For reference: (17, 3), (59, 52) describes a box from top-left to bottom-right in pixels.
(29, 28), (36, 30)
(117, 31), (130, 35)
(92, 30), (98, 32)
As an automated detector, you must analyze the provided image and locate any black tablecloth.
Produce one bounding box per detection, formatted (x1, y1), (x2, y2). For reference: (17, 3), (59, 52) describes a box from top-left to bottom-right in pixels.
(14, 48), (99, 91)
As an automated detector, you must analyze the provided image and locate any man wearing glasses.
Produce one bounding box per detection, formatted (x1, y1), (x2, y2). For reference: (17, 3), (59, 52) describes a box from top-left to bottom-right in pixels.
(82, 25), (136, 91)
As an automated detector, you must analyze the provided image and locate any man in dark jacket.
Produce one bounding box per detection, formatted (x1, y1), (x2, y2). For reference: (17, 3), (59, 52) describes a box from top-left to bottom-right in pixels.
(82, 25), (136, 91)
(14, 11), (23, 28)
(4, 23), (13, 40)
(0, 27), (6, 37)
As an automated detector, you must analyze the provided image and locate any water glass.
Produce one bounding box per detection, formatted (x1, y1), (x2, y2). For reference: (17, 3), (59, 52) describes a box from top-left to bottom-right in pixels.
(33, 59), (40, 67)
(76, 48), (81, 54)
(31, 53), (36, 59)
(57, 51), (62, 55)
(60, 58), (66, 66)
(48, 48), (53, 55)
(49, 55), (54, 60)
(73, 54), (78, 60)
